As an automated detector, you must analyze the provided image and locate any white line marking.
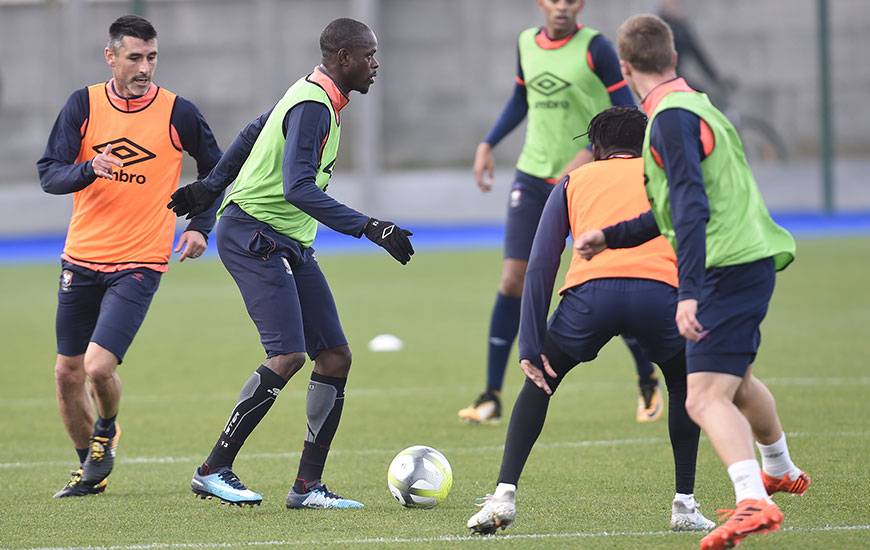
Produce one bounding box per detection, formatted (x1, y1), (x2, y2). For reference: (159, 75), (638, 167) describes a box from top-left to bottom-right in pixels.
(16, 524), (870, 550)
(0, 432), (866, 470)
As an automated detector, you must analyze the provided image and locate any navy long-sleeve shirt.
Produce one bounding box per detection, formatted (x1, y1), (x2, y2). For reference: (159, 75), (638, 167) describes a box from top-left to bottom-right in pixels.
(518, 178), (571, 367)
(603, 108), (710, 300)
(37, 86), (223, 236)
(204, 101), (369, 237)
(484, 32), (635, 147)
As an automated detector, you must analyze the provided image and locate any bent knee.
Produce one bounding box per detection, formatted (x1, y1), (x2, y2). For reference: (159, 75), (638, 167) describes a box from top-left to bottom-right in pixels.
(55, 356), (85, 386)
(314, 346), (352, 378)
(498, 260), (527, 296)
(269, 352), (307, 380)
(683, 393), (708, 423)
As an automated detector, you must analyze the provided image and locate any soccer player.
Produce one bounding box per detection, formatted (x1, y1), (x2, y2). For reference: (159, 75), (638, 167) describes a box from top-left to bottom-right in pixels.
(467, 107), (714, 535)
(168, 18), (413, 509)
(460, 0), (663, 425)
(575, 15), (811, 550)
(37, 15), (223, 498)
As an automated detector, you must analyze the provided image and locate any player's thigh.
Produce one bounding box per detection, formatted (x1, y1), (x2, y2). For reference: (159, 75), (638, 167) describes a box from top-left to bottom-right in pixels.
(547, 282), (619, 363)
(216, 215), (306, 357)
(56, 261), (105, 358)
(622, 279), (685, 365)
(294, 249), (348, 361)
(503, 171), (554, 261)
(91, 268), (162, 364)
(686, 258), (776, 377)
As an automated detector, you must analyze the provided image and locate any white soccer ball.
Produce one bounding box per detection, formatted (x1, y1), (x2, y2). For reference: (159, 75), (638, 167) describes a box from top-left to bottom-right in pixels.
(387, 445), (453, 508)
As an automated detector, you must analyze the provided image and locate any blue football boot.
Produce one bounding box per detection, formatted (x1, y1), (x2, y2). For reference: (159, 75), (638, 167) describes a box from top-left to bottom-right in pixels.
(191, 466), (262, 506)
(286, 483), (364, 509)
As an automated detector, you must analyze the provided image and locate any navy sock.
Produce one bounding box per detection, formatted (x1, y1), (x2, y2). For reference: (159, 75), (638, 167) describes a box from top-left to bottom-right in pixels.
(498, 335), (575, 486)
(294, 372), (346, 493)
(660, 353), (700, 495)
(486, 293), (522, 392)
(76, 447), (88, 465)
(93, 415), (117, 439)
(205, 365), (287, 470)
(624, 336), (656, 384)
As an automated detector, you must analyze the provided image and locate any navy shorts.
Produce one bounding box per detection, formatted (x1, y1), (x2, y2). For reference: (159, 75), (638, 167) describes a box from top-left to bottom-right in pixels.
(504, 170), (556, 261)
(56, 260), (162, 362)
(217, 203), (347, 359)
(547, 278), (684, 365)
(686, 257), (776, 377)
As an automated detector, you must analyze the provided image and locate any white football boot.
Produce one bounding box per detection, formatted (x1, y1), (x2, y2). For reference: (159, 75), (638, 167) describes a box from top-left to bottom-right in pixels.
(670, 496), (715, 531)
(467, 488), (516, 535)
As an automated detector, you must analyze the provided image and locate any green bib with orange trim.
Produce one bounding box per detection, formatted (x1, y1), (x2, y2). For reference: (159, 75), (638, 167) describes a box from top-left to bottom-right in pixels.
(643, 91), (795, 271)
(220, 75), (340, 246)
(516, 26), (611, 180)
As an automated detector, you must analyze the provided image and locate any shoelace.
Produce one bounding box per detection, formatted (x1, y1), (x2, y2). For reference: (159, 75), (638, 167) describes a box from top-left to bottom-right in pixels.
(474, 494), (495, 508)
(89, 438), (108, 462)
(715, 504), (761, 525)
(217, 470), (247, 490)
(313, 484), (342, 501)
(66, 469), (83, 487)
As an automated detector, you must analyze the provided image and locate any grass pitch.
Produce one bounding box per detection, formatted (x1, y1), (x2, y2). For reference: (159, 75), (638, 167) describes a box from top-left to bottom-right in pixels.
(1, 238), (868, 549)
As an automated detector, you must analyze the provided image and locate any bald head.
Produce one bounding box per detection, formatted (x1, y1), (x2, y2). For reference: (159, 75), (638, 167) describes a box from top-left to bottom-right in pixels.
(320, 18), (374, 59)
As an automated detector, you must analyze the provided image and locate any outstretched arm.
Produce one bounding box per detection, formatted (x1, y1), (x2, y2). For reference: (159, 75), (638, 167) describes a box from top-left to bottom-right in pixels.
(518, 178), (571, 381)
(281, 101), (369, 236)
(171, 97), (225, 237)
(282, 101), (413, 264)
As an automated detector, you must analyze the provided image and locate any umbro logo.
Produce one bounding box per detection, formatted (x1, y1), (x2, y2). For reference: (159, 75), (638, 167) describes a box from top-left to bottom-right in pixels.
(381, 225), (395, 239)
(92, 137), (156, 167)
(527, 72), (570, 97)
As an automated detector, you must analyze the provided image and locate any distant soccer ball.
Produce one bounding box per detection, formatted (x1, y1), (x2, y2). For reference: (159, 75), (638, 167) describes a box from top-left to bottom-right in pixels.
(387, 445), (453, 508)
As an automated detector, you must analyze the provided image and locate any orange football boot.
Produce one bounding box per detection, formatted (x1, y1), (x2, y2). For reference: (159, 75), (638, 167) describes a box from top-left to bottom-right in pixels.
(762, 470), (811, 496)
(699, 498), (783, 550)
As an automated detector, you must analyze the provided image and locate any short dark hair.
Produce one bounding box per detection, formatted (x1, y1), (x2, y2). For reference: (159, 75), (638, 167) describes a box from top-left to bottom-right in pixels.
(617, 14), (676, 74)
(319, 18), (373, 56)
(108, 15), (157, 50)
(586, 106), (648, 157)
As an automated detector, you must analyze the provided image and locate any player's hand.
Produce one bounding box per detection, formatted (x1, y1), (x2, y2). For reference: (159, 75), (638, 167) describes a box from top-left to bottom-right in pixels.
(174, 230), (207, 262)
(364, 218), (414, 265)
(676, 299), (708, 342)
(91, 143), (124, 179)
(575, 229), (607, 260)
(473, 142), (495, 193)
(520, 355), (558, 395)
(167, 180), (221, 219)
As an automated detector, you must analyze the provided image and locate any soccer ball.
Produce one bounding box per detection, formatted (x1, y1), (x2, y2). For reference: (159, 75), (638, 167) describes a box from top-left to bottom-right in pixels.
(387, 445), (453, 508)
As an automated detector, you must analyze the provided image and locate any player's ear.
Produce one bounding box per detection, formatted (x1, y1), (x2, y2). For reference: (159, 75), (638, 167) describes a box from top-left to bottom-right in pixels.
(104, 47), (114, 68)
(336, 47), (351, 68)
(619, 59), (631, 78)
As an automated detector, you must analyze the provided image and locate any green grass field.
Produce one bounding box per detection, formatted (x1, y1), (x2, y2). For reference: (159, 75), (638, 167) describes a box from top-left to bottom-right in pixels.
(1, 238), (869, 549)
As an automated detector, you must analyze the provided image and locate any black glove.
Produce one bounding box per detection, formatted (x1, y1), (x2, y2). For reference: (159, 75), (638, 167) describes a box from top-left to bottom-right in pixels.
(167, 180), (221, 219)
(363, 218), (414, 265)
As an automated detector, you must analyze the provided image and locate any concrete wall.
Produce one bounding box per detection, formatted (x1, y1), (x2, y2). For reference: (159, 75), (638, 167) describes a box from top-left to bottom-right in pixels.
(0, 0), (867, 183)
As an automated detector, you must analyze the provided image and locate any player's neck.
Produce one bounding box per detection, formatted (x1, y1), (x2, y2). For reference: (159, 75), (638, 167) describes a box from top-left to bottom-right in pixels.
(634, 71), (678, 103)
(318, 64), (351, 97)
(543, 23), (577, 41)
